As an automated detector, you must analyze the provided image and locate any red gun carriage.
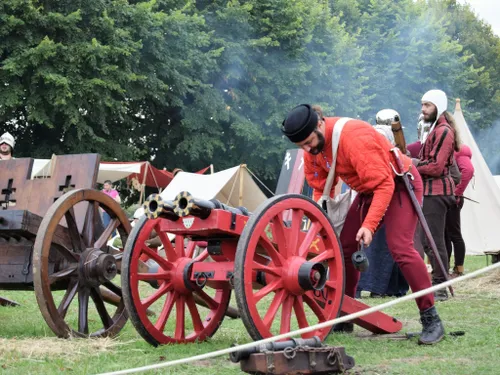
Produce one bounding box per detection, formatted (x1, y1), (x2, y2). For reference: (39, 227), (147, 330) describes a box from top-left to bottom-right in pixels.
(121, 190), (403, 346)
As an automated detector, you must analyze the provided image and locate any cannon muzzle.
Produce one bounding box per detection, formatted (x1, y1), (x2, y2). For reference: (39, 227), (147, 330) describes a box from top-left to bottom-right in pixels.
(173, 191), (249, 219)
(143, 194), (179, 220)
(230, 336), (322, 363)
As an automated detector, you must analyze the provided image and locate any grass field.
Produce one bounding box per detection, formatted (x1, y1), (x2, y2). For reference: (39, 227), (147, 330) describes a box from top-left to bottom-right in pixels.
(1, 255), (499, 375)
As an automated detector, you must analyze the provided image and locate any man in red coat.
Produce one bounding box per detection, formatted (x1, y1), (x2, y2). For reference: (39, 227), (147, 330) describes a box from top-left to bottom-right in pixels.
(281, 104), (445, 345)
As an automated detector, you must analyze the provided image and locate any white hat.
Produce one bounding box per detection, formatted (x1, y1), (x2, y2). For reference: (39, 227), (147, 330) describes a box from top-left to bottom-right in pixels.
(0, 132), (15, 149)
(420, 90), (448, 143)
(421, 90), (448, 118)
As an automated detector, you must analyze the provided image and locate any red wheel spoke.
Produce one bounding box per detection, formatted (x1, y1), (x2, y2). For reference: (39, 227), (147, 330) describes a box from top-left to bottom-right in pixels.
(194, 289), (219, 310)
(185, 294), (204, 333)
(279, 295), (293, 334)
(271, 215), (288, 258)
(155, 292), (176, 331)
(309, 250), (335, 264)
(258, 235), (285, 266)
(293, 296), (312, 334)
(90, 288), (114, 329)
(254, 278), (284, 303)
(288, 209), (304, 256)
(58, 280), (78, 319)
(185, 241), (196, 258)
(298, 221), (322, 258)
(325, 280), (338, 290)
(140, 245), (172, 270)
(174, 235), (185, 256)
(137, 272), (170, 282)
(78, 288), (90, 335)
(194, 249), (209, 263)
(262, 289), (286, 329)
(251, 261), (282, 277)
(95, 218), (120, 249)
(303, 292), (326, 321)
(156, 226), (178, 261)
(49, 265), (77, 284)
(141, 282), (173, 309)
(174, 296), (186, 340)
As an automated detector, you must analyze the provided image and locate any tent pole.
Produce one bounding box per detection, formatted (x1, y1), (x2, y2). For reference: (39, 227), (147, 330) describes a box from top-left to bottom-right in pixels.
(139, 162), (149, 204)
(239, 164), (246, 207)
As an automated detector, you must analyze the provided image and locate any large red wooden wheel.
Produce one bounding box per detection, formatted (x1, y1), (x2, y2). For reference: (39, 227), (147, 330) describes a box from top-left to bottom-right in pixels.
(234, 194), (345, 341)
(121, 217), (231, 346)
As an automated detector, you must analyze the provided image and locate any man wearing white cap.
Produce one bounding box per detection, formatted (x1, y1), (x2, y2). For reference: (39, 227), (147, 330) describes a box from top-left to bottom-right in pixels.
(0, 132), (15, 160)
(414, 90), (460, 301)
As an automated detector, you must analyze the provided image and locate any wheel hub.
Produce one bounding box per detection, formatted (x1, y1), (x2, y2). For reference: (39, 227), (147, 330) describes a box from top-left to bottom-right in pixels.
(171, 257), (195, 294)
(79, 248), (117, 287)
(283, 257), (328, 295)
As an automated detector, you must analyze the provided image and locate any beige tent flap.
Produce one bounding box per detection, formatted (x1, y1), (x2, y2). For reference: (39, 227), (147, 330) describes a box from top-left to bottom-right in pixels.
(454, 99), (500, 255)
(160, 165), (267, 212)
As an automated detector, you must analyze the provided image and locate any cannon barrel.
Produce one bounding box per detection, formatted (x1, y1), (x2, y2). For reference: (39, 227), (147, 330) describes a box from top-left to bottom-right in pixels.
(229, 336), (322, 363)
(173, 191), (249, 219)
(143, 194), (179, 220)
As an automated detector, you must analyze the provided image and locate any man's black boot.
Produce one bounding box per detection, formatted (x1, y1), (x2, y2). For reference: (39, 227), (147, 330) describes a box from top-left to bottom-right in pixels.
(331, 322), (354, 333)
(418, 306), (445, 345)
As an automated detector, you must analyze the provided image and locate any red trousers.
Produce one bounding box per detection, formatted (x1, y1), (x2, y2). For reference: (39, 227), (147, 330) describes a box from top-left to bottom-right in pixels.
(339, 169), (434, 311)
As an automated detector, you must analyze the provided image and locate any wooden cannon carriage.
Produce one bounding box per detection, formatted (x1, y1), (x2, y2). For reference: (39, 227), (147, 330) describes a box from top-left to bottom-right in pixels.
(121, 191), (403, 346)
(0, 154), (131, 338)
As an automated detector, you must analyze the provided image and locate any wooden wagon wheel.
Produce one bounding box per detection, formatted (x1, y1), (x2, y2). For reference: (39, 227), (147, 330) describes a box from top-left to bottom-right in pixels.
(234, 194), (345, 342)
(33, 188), (130, 338)
(122, 216), (231, 346)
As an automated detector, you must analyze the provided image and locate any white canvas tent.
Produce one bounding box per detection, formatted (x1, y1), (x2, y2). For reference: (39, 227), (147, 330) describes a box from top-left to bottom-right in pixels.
(454, 99), (500, 255)
(494, 176), (500, 190)
(31, 159), (144, 184)
(160, 165), (267, 212)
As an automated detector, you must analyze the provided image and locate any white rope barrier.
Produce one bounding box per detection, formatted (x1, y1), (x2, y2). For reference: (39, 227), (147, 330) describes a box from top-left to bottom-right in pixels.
(97, 261), (500, 375)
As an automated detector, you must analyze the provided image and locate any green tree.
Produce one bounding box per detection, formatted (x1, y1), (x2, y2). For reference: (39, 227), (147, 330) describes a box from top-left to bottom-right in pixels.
(0, 0), (218, 163)
(173, 0), (367, 187)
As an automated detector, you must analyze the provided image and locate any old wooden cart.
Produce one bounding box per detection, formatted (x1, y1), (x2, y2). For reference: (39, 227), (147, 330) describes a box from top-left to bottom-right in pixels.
(121, 191), (403, 346)
(0, 154), (131, 338)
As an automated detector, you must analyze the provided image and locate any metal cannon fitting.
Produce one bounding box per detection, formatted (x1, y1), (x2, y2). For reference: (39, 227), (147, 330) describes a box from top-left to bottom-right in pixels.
(173, 191), (250, 219)
(143, 194), (179, 220)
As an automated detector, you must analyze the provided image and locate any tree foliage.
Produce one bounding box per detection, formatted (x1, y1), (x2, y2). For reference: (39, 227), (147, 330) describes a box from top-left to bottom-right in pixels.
(1, 0), (500, 190)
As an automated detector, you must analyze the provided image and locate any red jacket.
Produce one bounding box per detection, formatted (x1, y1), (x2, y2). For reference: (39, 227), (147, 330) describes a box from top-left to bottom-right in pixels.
(416, 115), (456, 196)
(454, 144), (474, 196)
(304, 117), (412, 233)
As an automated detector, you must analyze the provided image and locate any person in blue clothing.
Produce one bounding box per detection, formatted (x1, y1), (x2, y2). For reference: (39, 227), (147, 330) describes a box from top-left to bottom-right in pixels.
(356, 109), (409, 298)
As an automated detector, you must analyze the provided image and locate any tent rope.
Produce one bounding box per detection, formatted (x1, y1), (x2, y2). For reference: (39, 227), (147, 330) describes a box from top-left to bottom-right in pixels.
(246, 167), (275, 196)
(150, 163), (161, 190)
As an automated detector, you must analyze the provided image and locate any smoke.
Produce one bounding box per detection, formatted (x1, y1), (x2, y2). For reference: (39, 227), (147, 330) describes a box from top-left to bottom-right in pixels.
(472, 120), (500, 174)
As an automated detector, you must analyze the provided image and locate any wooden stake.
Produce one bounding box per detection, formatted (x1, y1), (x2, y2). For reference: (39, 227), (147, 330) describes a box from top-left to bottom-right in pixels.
(239, 165), (246, 207)
(139, 162), (149, 204)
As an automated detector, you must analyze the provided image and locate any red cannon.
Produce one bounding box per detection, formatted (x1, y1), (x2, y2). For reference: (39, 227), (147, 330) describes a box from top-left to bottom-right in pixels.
(121, 191), (402, 346)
